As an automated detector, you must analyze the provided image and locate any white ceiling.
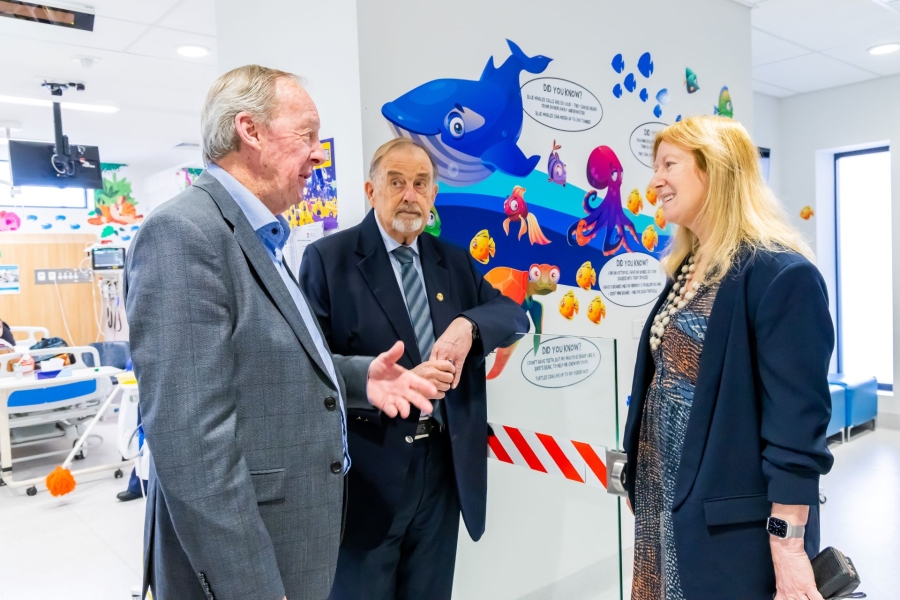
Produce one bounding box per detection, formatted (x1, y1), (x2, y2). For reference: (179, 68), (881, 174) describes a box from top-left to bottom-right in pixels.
(1, 0), (897, 172)
(747, 0), (900, 97)
(0, 0), (217, 171)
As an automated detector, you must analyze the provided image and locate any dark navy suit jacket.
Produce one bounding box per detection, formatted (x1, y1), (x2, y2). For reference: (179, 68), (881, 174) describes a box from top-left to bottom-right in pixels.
(624, 249), (835, 599)
(298, 210), (528, 550)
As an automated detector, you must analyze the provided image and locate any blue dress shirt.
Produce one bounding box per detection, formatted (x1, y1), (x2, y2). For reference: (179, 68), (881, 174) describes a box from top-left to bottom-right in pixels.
(207, 164), (350, 473)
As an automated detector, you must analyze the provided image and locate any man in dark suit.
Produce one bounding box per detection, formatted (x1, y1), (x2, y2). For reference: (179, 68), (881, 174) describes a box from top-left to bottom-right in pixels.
(299, 138), (528, 600)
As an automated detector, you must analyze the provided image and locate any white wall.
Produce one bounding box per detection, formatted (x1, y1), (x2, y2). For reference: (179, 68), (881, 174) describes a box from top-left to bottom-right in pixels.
(775, 74), (900, 420)
(355, 0), (752, 596)
(752, 92), (782, 197)
(214, 0), (368, 230)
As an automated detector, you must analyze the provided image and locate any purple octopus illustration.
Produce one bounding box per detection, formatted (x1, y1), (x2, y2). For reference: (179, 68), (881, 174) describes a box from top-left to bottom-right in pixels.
(566, 145), (639, 255)
(547, 140), (567, 186)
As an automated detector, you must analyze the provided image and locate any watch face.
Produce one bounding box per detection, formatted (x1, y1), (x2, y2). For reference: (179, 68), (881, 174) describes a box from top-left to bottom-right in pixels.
(767, 517), (788, 538)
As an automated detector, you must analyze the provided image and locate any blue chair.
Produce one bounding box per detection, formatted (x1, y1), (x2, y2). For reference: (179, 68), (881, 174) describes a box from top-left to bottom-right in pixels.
(828, 373), (878, 437)
(826, 384), (846, 441)
(82, 342), (131, 369)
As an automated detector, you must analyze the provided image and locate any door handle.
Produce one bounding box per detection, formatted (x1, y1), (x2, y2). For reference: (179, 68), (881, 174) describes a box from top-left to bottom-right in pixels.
(605, 449), (627, 497)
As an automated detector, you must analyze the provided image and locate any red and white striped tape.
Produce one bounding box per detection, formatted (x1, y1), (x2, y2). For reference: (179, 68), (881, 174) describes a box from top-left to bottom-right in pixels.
(487, 423), (608, 489)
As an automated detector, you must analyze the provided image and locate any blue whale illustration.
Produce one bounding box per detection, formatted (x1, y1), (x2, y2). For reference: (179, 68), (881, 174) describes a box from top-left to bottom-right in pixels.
(381, 39), (552, 186)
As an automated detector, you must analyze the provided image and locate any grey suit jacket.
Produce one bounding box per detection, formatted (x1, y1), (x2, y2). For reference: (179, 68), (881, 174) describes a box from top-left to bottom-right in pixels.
(125, 171), (371, 600)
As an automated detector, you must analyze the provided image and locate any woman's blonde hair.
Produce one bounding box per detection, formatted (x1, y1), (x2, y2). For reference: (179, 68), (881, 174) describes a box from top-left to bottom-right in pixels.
(653, 115), (813, 282)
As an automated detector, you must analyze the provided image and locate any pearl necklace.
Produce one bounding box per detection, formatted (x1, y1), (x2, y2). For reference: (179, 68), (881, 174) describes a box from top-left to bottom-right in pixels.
(649, 256), (701, 351)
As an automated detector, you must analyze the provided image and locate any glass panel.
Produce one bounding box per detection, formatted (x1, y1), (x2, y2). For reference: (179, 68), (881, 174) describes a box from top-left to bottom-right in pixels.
(0, 160), (88, 208)
(836, 149), (892, 386)
(454, 333), (622, 599)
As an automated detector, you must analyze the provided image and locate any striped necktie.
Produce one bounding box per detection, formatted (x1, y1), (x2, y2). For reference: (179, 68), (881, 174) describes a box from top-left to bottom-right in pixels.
(392, 246), (442, 423)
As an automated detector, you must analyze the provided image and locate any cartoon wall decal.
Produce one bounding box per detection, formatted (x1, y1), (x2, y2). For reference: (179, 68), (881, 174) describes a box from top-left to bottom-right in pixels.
(587, 296), (607, 325)
(611, 54), (625, 73)
(630, 122), (667, 168)
(626, 188), (644, 215)
(547, 141), (567, 187)
(575, 261), (596, 290)
(624, 73), (637, 93)
(558, 290), (578, 319)
(55, 215), (66, 221)
(653, 105), (663, 118)
(502, 186), (551, 245)
(655, 206), (667, 229)
(613, 84), (623, 98)
(89, 172), (143, 226)
(521, 78), (603, 132)
(800, 205), (814, 220)
(637, 52), (655, 78)
(424, 205), (442, 236)
(70, 224), (81, 230)
(640, 89), (649, 102)
(0, 211), (21, 232)
(714, 86), (734, 118)
(642, 225), (659, 251)
(485, 263), (559, 378)
(646, 186), (658, 205)
(566, 146), (639, 255)
(470, 229), (496, 264)
(655, 89), (670, 105)
(685, 67), (700, 93)
(382, 39), (552, 186)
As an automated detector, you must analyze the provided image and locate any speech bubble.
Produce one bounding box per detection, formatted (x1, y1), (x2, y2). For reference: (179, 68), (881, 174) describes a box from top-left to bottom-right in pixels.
(599, 253), (667, 307)
(520, 336), (602, 389)
(630, 121), (667, 168)
(521, 78), (603, 133)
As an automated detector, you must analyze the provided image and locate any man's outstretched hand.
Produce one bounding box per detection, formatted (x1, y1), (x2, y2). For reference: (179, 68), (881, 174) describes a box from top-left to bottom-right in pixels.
(367, 341), (437, 419)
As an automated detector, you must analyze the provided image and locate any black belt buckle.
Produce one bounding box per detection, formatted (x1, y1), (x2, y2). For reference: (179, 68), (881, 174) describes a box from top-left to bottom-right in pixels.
(414, 418), (443, 440)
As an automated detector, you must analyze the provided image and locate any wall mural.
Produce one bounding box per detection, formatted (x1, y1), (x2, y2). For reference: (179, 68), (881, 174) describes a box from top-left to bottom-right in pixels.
(379, 38), (737, 375)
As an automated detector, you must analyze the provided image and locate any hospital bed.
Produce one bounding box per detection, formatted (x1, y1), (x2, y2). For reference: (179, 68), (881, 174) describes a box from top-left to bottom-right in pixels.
(0, 346), (131, 495)
(8, 326), (50, 350)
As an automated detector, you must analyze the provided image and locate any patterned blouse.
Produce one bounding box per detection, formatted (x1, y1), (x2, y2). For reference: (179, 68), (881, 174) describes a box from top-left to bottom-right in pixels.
(632, 279), (720, 600)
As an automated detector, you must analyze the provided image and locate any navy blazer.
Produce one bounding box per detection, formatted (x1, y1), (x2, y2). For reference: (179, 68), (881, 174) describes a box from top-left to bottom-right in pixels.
(298, 210), (528, 550)
(624, 249), (835, 599)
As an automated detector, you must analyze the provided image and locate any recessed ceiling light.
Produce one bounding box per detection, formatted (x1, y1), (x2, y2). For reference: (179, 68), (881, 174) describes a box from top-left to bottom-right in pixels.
(868, 43), (900, 55)
(0, 95), (119, 113)
(177, 45), (210, 58)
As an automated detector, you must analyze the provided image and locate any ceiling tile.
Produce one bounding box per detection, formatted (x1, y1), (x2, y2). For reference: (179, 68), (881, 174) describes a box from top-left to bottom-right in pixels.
(752, 28), (812, 66)
(823, 29), (900, 76)
(753, 80), (797, 98)
(753, 52), (878, 93)
(0, 16), (149, 53)
(126, 27), (216, 66)
(87, 0), (183, 25)
(752, 0), (900, 51)
(158, 0), (217, 37)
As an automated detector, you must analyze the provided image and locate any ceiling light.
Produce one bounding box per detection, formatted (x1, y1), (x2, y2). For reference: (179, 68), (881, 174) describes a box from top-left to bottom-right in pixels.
(868, 43), (900, 55)
(0, 95), (119, 113)
(177, 45), (210, 58)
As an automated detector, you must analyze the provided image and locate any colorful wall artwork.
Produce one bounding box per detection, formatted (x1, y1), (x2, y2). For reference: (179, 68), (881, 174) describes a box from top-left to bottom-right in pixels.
(284, 138), (338, 230)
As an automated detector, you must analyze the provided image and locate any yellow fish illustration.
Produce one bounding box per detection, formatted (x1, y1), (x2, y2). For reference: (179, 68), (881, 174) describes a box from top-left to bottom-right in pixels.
(627, 188), (644, 216)
(575, 261), (597, 290)
(559, 290), (579, 320)
(587, 296), (606, 325)
(646, 186), (658, 206)
(800, 206), (814, 221)
(470, 230), (496, 265)
(655, 206), (667, 229)
(642, 225), (659, 252)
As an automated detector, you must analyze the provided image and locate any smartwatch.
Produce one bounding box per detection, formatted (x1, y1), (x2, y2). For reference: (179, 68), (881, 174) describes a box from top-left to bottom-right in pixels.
(461, 316), (480, 341)
(766, 516), (805, 539)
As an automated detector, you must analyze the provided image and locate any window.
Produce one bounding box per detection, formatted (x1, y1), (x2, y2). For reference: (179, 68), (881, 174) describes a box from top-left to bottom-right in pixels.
(835, 147), (892, 390)
(0, 160), (88, 209)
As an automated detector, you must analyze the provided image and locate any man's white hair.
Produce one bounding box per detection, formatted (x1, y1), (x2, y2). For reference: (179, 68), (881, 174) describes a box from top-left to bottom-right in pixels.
(200, 64), (303, 165)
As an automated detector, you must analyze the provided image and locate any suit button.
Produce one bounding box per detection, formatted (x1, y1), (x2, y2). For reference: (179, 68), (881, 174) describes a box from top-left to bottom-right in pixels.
(405, 436), (414, 444)
(324, 396), (336, 410)
(330, 461), (342, 474)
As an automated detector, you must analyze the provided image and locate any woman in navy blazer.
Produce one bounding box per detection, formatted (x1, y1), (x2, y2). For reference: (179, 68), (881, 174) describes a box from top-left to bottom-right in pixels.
(624, 116), (834, 600)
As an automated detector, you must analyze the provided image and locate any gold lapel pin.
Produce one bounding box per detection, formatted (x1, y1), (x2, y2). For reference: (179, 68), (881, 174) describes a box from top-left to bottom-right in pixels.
(436, 293), (444, 301)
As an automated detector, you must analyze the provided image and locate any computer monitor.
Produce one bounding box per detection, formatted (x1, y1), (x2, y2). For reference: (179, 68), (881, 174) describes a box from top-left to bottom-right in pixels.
(92, 247), (126, 271)
(9, 140), (103, 189)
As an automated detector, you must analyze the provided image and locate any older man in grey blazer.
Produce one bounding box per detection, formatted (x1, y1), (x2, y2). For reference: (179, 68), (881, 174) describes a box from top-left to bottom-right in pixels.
(125, 65), (437, 600)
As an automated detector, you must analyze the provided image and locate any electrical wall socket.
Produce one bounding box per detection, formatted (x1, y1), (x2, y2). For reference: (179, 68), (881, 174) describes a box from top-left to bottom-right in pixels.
(34, 269), (93, 285)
